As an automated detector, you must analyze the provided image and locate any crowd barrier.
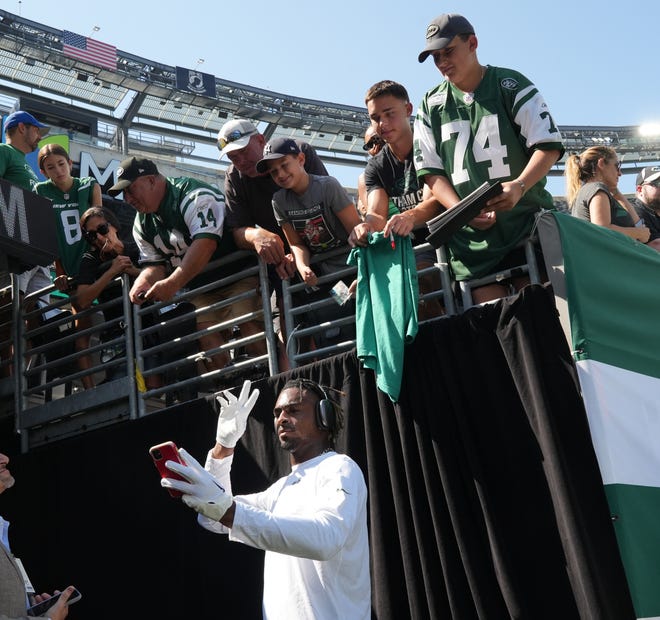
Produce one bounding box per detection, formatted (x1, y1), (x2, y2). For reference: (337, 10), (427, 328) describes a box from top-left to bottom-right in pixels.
(2, 234), (541, 451)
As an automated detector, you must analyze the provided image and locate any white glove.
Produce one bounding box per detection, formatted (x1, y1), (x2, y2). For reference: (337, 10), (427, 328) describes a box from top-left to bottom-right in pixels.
(214, 379), (260, 448)
(161, 447), (233, 521)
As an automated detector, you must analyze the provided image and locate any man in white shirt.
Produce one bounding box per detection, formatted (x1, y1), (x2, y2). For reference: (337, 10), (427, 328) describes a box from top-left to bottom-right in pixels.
(161, 379), (371, 620)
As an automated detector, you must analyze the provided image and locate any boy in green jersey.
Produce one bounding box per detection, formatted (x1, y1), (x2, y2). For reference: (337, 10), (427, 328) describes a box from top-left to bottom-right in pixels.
(414, 13), (564, 303)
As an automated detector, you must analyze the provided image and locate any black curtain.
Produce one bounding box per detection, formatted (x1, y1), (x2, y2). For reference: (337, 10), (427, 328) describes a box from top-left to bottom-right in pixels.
(0, 285), (634, 619)
(364, 284), (634, 619)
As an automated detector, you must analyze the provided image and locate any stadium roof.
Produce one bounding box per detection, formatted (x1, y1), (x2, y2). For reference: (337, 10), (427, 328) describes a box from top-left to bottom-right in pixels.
(1, 8), (660, 177)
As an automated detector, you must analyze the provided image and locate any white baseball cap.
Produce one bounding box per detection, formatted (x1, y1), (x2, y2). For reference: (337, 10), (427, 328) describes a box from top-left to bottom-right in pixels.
(217, 119), (259, 157)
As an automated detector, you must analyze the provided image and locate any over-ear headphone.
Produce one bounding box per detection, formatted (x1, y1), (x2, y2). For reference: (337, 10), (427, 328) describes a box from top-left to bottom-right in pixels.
(300, 380), (338, 432)
(285, 379), (339, 432)
(315, 387), (338, 432)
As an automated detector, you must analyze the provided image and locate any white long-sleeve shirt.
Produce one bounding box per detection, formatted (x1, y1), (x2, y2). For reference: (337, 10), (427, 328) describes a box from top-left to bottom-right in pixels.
(200, 450), (371, 620)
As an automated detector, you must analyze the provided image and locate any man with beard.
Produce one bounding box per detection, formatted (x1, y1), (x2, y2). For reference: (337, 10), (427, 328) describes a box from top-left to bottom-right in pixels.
(160, 379), (371, 619)
(0, 112), (52, 301)
(633, 166), (660, 250)
(218, 119), (328, 280)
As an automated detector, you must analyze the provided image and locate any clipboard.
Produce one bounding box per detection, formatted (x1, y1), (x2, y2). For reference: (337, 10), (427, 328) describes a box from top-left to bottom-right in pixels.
(425, 181), (503, 248)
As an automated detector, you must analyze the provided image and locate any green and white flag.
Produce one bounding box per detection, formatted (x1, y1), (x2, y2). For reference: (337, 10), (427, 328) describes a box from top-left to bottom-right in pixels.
(539, 211), (660, 620)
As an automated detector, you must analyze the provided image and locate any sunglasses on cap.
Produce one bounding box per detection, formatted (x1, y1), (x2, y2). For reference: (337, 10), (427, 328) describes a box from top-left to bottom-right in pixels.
(363, 135), (385, 151)
(83, 222), (110, 242)
(218, 129), (252, 151)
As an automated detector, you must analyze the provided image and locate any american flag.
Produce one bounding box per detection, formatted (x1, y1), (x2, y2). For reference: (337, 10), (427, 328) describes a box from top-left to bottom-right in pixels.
(62, 31), (117, 70)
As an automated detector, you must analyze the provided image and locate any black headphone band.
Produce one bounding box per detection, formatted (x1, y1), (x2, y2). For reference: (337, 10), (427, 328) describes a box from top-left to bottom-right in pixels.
(295, 379), (329, 402)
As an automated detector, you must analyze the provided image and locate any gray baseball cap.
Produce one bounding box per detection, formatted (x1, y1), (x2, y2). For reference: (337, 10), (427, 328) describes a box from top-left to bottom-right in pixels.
(418, 14), (475, 63)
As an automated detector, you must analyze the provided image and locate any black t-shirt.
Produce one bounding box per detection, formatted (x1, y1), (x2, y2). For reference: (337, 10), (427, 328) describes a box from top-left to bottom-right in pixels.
(364, 145), (426, 244)
(634, 198), (660, 241)
(77, 237), (140, 324)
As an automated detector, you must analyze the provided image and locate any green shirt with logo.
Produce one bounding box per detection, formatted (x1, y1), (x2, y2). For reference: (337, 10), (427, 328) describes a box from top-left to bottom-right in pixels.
(0, 143), (39, 190)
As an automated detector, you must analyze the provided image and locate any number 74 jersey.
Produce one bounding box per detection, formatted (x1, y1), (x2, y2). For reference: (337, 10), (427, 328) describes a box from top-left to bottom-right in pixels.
(413, 64), (564, 201)
(413, 65), (564, 280)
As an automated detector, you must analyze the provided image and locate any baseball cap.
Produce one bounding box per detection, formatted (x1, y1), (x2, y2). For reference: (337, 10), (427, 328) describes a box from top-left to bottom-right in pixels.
(217, 119), (259, 157)
(107, 157), (159, 197)
(255, 138), (301, 174)
(418, 14), (475, 63)
(3, 110), (50, 135)
(636, 166), (660, 187)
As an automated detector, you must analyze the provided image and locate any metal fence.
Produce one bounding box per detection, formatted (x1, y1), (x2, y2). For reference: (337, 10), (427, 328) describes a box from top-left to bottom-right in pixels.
(9, 251), (277, 451)
(3, 233), (542, 451)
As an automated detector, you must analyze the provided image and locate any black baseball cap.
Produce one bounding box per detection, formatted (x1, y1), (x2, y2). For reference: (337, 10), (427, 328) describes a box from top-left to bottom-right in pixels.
(108, 157), (159, 196)
(255, 138), (301, 174)
(418, 13), (475, 63)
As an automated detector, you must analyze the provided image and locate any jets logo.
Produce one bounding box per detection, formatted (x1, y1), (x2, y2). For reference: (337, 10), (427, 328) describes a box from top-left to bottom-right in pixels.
(501, 78), (518, 90)
(426, 24), (439, 39)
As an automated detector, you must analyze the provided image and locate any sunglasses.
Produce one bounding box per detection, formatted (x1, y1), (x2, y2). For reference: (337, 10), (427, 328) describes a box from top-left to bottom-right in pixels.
(218, 129), (253, 151)
(363, 136), (385, 151)
(645, 179), (660, 188)
(83, 222), (110, 242)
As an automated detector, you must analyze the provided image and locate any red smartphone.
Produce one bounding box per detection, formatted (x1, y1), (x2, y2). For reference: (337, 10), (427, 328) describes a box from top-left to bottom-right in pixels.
(149, 441), (188, 498)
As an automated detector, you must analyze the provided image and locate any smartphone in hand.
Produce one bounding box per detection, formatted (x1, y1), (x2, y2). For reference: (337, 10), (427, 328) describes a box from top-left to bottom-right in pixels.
(27, 587), (82, 617)
(149, 441), (188, 498)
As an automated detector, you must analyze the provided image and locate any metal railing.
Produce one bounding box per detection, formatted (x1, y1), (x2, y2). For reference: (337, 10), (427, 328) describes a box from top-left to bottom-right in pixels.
(280, 241), (457, 369)
(132, 251), (277, 416)
(5, 233), (544, 450)
(458, 235), (542, 310)
(11, 251), (278, 450)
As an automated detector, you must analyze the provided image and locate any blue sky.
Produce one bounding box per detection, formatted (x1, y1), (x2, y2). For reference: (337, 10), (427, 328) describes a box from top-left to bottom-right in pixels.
(19, 0), (660, 194)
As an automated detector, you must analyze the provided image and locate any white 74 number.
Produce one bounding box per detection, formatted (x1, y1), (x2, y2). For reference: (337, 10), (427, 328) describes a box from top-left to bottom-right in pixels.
(441, 115), (510, 185)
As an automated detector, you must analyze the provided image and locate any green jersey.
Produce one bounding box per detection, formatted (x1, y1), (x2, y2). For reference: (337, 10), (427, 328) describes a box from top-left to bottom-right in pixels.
(133, 177), (239, 288)
(35, 176), (98, 276)
(0, 143), (39, 190)
(414, 65), (564, 280)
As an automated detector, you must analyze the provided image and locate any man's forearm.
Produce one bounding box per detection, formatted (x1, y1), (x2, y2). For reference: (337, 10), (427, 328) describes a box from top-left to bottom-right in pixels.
(233, 226), (258, 251)
(167, 238), (217, 290)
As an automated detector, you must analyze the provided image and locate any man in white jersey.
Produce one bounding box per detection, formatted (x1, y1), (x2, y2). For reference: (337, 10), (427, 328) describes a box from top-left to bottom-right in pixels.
(108, 157), (264, 370)
(161, 379), (371, 619)
(413, 13), (564, 303)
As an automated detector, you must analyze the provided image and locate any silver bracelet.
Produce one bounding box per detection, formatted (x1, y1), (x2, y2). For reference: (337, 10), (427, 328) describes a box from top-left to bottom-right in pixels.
(515, 179), (526, 193)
